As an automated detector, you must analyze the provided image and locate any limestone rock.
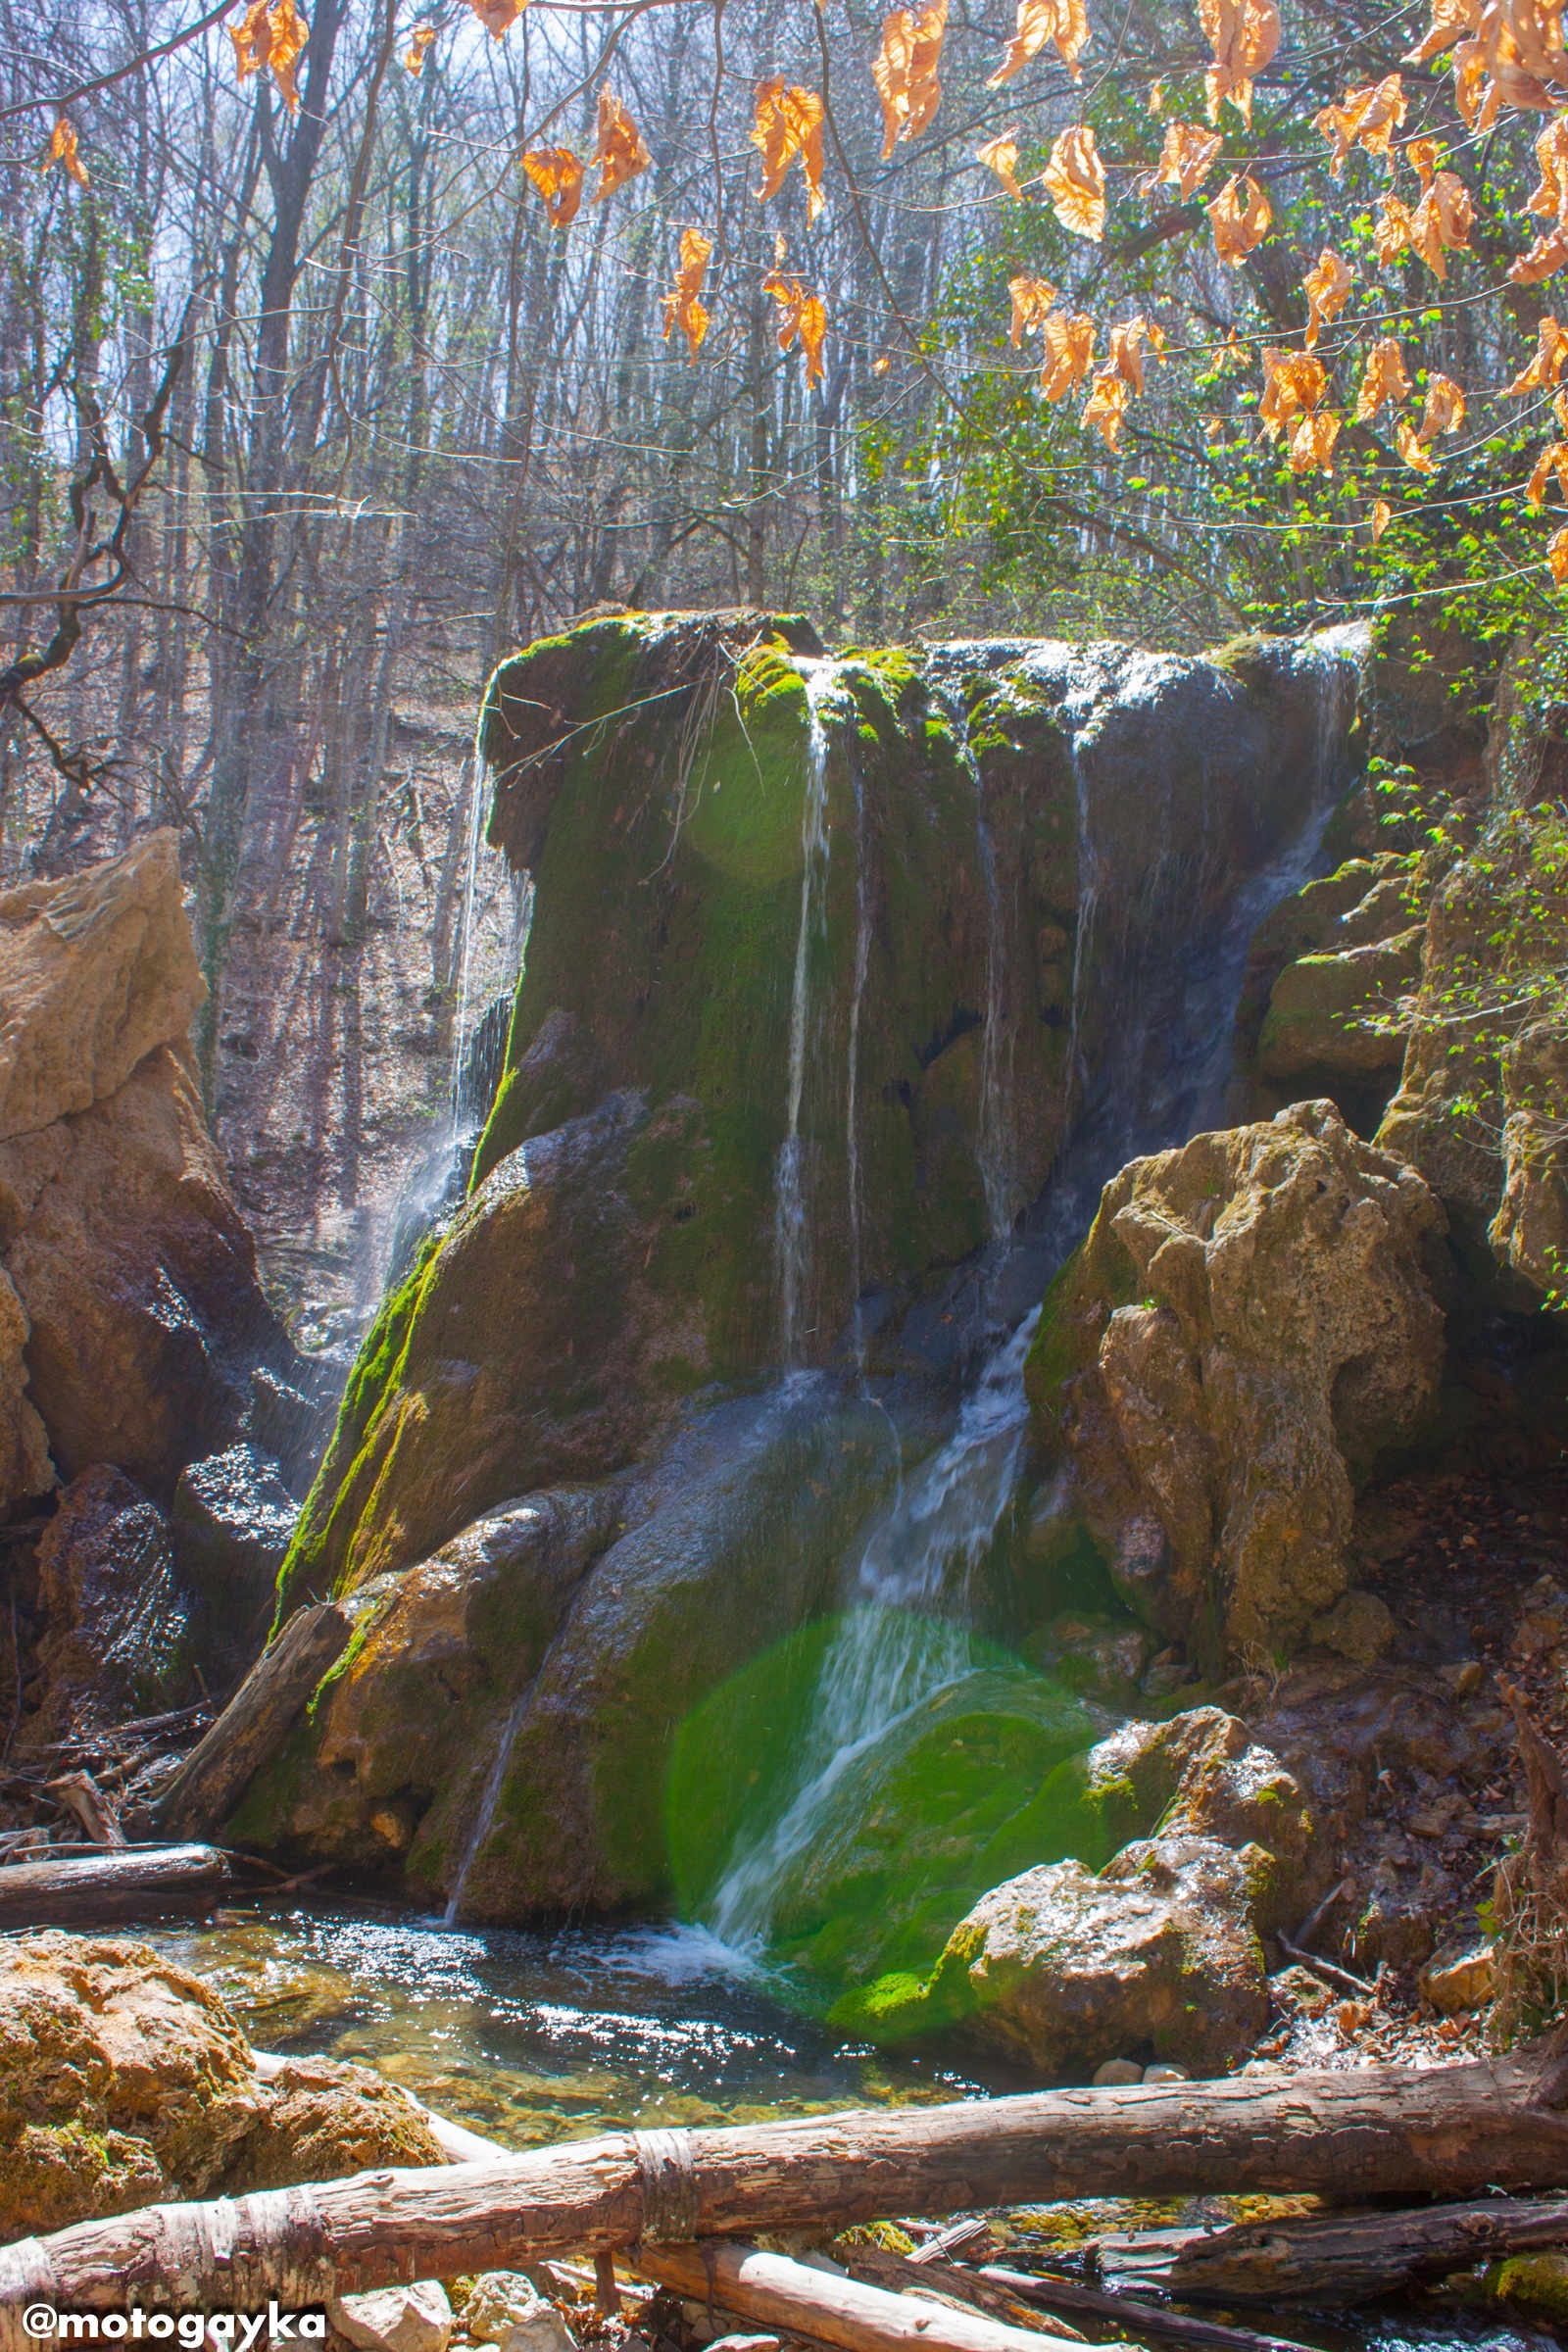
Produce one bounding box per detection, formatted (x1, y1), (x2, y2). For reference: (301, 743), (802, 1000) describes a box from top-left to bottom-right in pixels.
(465, 2278), (558, 2347)
(935, 1834), (1270, 2081)
(1488, 1019), (1568, 1297)
(1028, 1101), (1446, 1665)
(0, 1931), (445, 2237)
(499, 2310), (577, 2352)
(329, 2284), (452, 2352)
(0, 1262), (51, 1505)
(171, 1442), (298, 1676)
(1420, 1937), (1495, 2015)
(28, 1465), (194, 1740)
(0, 830), (204, 1144)
(1307, 1589), (1396, 1665)
(1256, 927), (1425, 1084)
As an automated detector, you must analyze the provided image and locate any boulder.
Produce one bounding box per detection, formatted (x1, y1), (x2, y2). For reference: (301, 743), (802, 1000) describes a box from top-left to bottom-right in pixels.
(1027, 1101), (1446, 1667)
(0, 1931), (444, 2237)
(1420, 1937), (1495, 2015)
(930, 1833), (1272, 2081)
(329, 2284), (453, 2352)
(1256, 928), (1425, 1084)
(171, 1442), (298, 1677)
(26, 1464), (194, 1740)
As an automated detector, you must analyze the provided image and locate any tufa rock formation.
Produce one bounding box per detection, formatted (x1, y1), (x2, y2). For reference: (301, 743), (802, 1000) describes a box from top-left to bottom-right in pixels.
(1027, 1100), (1447, 1670)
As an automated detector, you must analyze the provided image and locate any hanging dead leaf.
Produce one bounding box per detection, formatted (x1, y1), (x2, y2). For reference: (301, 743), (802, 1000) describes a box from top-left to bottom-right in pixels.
(1149, 77), (1164, 111)
(1549, 523), (1568, 580)
(761, 270), (828, 388)
(1555, 386), (1568, 427)
(466, 0), (518, 33)
(1083, 368), (1130, 448)
(1258, 348), (1327, 440)
(230, 0), (310, 108)
(1528, 439), (1568, 503)
(752, 80), (826, 219)
(1408, 136), (1443, 184)
(589, 90), (651, 202)
(988, 0), (1089, 84)
(1008, 274), (1058, 345)
(1374, 191), (1415, 265)
(1508, 314), (1568, 390)
(1355, 335), (1411, 418)
(1042, 123), (1105, 239)
(1405, 0), (1477, 65)
(1106, 314), (1165, 393)
(662, 227), (712, 361)
(874, 0), (948, 155)
(1510, 226), (1568, 280)
(1207, 172), (1272, 263)
(1155, 120), (1222, 200)
(1302, 248), (1352, 348)
(1433, 3), (1568, 130)
(978, 134), (1023, 198)
(1204, 413), (1224, 439)
(1528, 113), (1568, 219)
(1038, 310), (1096, 398)
(1289, 408), (1341, 473)
(1396, 417), (1438, 471)
(521, 146), (585, 228)
(1371, 497), (1393, 539)
(1214, 328), (1250, 369)
(40, 117), (88, 185)
(1199, 0), (1280, 122)
(404, 22), (436, 71)
(1313, 74), (1406, 175)
(1418, 371), (1466, 440)
(1410, 171), (1473, 276)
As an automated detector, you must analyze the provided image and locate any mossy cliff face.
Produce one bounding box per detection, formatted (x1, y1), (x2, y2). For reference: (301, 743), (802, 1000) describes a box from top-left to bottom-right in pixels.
(257, 612), (1360, 1920)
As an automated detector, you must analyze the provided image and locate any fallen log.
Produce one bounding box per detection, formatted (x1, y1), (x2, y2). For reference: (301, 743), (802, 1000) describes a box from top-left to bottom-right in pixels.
(0, 1842), (230, 1930)
(5, 2038), (1568, 2326)
(151, 1602), (353, 1841)
(828, 2245), (1084, 2338)
(975, 2266), (1310, 2352)
(1090, 2193), (1568, 2305)
(631, 2243), (1093, 2352)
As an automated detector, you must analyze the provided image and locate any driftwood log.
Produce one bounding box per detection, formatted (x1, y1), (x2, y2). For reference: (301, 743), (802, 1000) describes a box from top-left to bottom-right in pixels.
(973, 2268), (1309, 2352)
(151, 1602), (352, 1840)
(0, 1842), (230, 1929)
(6, 2039), (1568, 2330)
(1090, 2194), (1568, 2304)
(630, 2245), (1090, 2352)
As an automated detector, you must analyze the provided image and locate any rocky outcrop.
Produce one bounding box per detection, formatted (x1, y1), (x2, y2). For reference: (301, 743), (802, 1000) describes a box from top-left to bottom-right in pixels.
(26, 1466), (192, 1740)
(1028, 1101), (1447, 1669)
(0, 833), (301, 1514)
(0, 1932), (444, 2235)
(282, 615), (1359, 1614)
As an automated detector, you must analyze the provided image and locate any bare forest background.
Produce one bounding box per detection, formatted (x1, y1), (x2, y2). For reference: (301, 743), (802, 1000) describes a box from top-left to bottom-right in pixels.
(1, 0), (1561, 1340)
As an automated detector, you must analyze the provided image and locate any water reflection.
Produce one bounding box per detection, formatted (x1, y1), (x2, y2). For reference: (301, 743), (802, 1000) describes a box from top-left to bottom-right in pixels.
(151, 1904), (992, 2148)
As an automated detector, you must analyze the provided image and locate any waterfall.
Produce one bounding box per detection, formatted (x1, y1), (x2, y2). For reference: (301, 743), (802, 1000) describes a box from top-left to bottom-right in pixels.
(448, 747), (487, 1146)
(845, 756), (873, 1376)
(443, 1684), (530, 1926)
(933, 683), (1017, 1241)
(774, 662), (839, 1367)
(707, 1305), (1040, 1954)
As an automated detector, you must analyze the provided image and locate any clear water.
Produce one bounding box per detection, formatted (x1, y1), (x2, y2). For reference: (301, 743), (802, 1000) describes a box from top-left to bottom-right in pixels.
(150, 1904), (994, 2147)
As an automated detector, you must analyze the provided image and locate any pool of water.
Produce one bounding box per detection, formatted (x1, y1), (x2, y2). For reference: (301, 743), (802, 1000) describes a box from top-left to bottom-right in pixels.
(151, 1901), (997, 2147)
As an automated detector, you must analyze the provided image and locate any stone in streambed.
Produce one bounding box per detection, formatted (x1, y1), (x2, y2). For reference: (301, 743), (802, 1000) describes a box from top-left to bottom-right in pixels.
(329, 2284), (453, 2352)
(25, 1463), (194, 1740)
(171, 1440), (300, 1678)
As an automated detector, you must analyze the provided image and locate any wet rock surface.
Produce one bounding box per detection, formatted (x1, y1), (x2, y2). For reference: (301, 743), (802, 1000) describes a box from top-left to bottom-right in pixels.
(0, 1930), (445, 2235)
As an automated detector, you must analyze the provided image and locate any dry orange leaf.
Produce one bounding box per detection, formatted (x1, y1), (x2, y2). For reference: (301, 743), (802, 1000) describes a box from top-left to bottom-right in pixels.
(1396, 417), (1438, 472)
(1508, 313), (1568, 390)
(1302, 248), (1352, 348)
(1511, 226), (1568, 280)
(874, 0), (948, 157)
(1528, 439), (1568, 503)
(1083, 368), (1131, 448)
(1258, 348), (1327, 440)
(520, 146), (585, 228)
(988, 0), (1089, 85)
(1374, 190), (1416, 266)
(1042, 123), (1104, 239)
(1313, 74), (1406, 176)
(1371, 497), (1394, 539)
(1356, 335), (1411, 418)
(752, 80), (826, 219)
(1008, 274), (1059, 345)
(1207, 172), (1272, 263)
(1528, 112), (1568, 218)
(1290, 408), (1341, 474)
(662, 227), (712, 361)
(1149, 78), (1165, 112)
(1214, 328), (1250, 370)
(1406, 0), (1476, 65)
(1427, 3), (1568, 131)
(1410, 171), (1473, 276)
(1106, 314), (1165, 394)
(761, 270), (827, 388)
(1549, 523), (1568, 581)
(589, 90), (651, 203)
(230, 0), (310, 109)
(466, 0), (518, 32)
(1155, 120), (1223, 201)
(979, 135), (1023, 198)
(404, 22), (436, 71)
(1038, 311), (1096, 398)
(1417, 371), (1466, 440)
(40, 117), (88, 185)
(1199, 0), (1280, 123)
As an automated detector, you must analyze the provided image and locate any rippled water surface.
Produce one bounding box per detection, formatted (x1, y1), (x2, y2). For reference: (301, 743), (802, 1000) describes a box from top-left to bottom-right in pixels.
(153, 1903), (994, 2147)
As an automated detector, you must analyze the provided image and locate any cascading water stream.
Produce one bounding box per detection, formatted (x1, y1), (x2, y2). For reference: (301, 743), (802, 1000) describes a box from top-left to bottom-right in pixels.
(775, 662), (839, 1367)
